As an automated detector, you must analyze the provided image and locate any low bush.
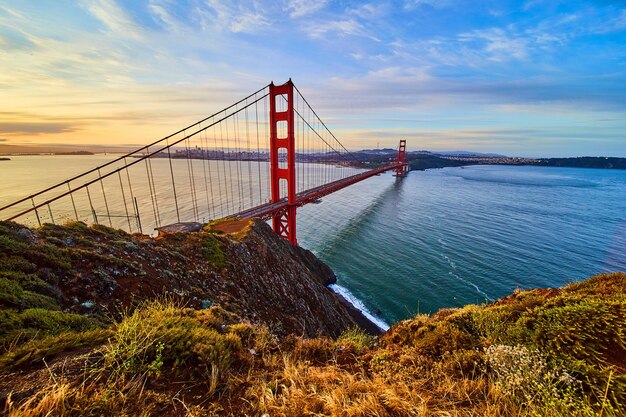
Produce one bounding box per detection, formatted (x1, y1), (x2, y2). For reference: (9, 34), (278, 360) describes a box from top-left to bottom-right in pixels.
(101, 301), (249, 383)
(0, 329), (113, 371)
(202, 235), (225, 268)
(336, 326), (375, 354)
(0, 308), (99, 350)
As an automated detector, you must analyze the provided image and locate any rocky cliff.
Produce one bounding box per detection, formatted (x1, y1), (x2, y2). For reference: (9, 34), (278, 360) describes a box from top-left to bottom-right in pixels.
(0, 218), (364, 339)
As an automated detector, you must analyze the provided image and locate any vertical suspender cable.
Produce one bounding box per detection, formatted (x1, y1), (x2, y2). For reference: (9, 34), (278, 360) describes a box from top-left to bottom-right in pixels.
(124, 158), (139, 232)
(144, 154), (159, 227)
(184, 135), (199, 222)
(146, 151), (162, 226)
(255, 95), (262, 206)
(67, 182), (79, 221)
(219, 115), (231, 214)
(98, 169), (113, 227)
(86, 187), (97, 224)
(214, 117), (224, 218)
(167, 144), (181, 223)
(47, 204), (55, 225)
(263, 94), (269, 203)
(245, 105), (252, 209)
(233, 110), (244, 210)
(118, 171), (132, 232)
(200, 128), (213, 220)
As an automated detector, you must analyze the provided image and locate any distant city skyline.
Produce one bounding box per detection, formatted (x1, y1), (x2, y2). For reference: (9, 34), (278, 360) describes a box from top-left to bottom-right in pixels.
(0, 0), (625, 157)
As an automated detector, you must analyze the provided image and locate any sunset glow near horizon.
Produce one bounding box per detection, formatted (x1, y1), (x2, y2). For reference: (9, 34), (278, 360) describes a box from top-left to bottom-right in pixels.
(1, 1), (625, 157)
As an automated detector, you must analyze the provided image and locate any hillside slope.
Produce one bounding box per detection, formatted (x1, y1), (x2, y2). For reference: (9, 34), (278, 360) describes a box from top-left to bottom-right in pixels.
(0, 220), (624, 416)
(0, 219), (363, 341)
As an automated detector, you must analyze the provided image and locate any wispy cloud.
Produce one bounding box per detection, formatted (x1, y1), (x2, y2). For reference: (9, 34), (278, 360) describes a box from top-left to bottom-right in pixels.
(285, 0), (327, 18)
(404, 0), (454, 10)
(348, 3), (388, 20)
(594, 8), (626, 33)
(0, 122), (79, 135)
(302, 18), (379, 40)
(81, 0), (142, 39)
(460, 28), (529, 61)
(403, 0), (455, 10)
(0, 4), (25, 20)
(203, 0), (271, 34)
(148, 0), (181, 32)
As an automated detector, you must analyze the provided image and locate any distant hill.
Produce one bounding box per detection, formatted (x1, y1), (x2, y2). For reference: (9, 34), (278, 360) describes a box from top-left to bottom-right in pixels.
(535, 156), (626, 169)
(407, 154), (473, 170)
(358, 148), (397, 154)
(54, 151), (95, 156)
(433, 150), (507, 158)
(355, 149), (626, 171)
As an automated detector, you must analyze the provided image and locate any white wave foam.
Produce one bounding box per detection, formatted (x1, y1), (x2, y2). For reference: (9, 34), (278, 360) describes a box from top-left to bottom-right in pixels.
(329, 283), (390, 331)
(448, 271), (492, 301)
(441, 253), (456, 269)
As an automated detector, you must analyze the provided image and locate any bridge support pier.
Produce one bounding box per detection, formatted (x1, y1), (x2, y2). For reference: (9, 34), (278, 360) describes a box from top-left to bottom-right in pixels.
(269, 80), (298, 245)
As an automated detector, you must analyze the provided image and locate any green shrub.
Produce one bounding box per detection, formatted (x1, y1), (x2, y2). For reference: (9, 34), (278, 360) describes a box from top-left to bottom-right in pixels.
(525, 297), (626, 363)
(337, 326), (375, 354)
(0, 277), (23, 307)
(0, 308), (99, 349)
(0, 271), (57, 297)
(102, 301), (244, 382)
(18, 309), (97, 334)
(0, 255), (36, 273)
(0, 329), (113, 371)
(19, 291), (59, 310)
(0, 278), (59, 310)
(202, 235), (225, 268)
(564, 272), (626, 298)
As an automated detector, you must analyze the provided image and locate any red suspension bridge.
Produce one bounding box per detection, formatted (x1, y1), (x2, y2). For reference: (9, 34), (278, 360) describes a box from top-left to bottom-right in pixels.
(0, 80), (409, 245)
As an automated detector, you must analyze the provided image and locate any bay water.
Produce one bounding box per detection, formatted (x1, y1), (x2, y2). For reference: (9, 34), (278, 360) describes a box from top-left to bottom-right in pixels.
(2, 156), (625, 326)
(297, 165), (626, 326)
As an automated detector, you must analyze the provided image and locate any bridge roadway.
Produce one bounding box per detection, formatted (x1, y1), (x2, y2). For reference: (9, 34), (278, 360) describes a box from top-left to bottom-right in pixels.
(234, 162), (405, 221)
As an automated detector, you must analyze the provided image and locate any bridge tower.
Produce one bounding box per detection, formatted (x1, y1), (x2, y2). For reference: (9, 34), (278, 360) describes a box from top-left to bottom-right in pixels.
(269, 80), (297, 245)
(394, 139), (409, 177)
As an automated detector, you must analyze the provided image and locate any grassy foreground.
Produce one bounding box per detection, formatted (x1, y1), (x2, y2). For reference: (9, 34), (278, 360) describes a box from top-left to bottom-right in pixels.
(1, 271), (625, 416)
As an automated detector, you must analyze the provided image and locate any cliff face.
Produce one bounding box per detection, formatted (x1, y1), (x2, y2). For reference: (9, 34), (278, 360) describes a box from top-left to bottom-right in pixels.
(0, 219), (358, 339)
(207, 220), (358, 337)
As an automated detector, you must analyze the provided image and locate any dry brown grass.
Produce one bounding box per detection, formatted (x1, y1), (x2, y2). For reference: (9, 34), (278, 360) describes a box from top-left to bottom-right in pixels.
(240, 351), (512, 417)
(6, 379), (73, 417)
(4, 273), (626, 416)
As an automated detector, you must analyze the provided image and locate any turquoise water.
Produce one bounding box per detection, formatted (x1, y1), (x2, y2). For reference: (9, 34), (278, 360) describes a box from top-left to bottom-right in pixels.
(3, 157), (625, 327)
(297, 165), (626, 326)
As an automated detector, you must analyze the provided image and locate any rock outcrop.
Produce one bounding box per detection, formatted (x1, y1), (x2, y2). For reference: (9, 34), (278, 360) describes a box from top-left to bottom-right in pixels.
(0, 219), (360, 338)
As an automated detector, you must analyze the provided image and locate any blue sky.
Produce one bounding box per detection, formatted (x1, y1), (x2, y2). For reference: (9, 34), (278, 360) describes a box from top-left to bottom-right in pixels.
(0, 0), (625, 156)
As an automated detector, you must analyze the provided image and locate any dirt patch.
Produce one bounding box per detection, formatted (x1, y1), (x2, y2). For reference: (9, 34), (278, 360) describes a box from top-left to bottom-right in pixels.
(205, 218), (253, 239)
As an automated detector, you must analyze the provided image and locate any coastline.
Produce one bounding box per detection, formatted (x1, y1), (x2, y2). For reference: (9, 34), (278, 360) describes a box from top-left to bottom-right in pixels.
(328, 283), (390, 335)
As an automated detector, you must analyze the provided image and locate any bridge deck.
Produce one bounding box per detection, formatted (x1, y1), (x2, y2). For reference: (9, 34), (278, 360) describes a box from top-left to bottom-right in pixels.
(234, 163), (404, 220)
